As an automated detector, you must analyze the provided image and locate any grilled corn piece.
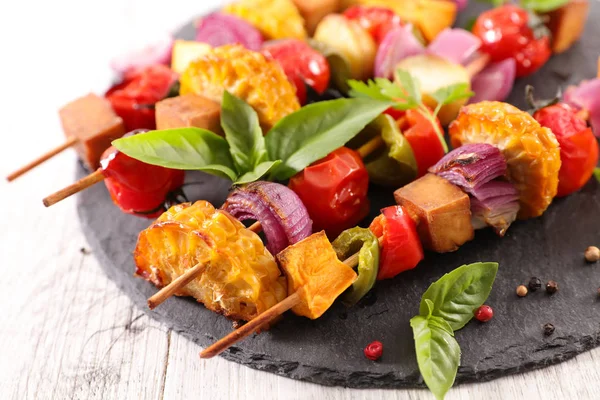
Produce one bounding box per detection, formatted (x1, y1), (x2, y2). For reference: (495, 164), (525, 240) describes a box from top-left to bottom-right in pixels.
(135, 201), (287, 322)
(180, 45), (300, 132)
(224, 0), (307, 40)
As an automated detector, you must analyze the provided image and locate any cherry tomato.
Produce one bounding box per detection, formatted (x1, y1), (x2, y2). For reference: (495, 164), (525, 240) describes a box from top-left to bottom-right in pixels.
(472, 5), (551, 77)
(533, 103), (599, 197)
(397, 109), (445, 178)
(369, 205), (423, 280)
(343, 6), (403, 44)
(106, 64), (178, 131)
(262, 39), (330, 105)
(100, 131), (185, 218)
(288, 147), (369, 238)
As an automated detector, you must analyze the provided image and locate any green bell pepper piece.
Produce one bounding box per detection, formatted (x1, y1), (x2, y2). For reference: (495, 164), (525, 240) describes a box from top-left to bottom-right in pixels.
(307, 39), (351, 94)
(332, 227), (380, 306)
(348, 114), (418, 187)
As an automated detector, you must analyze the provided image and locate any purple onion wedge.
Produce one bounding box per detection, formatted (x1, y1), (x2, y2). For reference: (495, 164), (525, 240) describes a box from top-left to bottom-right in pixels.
(429, 143), (520, 235)
(470, 181), (520, 237)
(196, 13), (263, 51)
(428, 143), (507, 193)
(564, 78), (600, 137)
(223, 181), (312, 255)
(374, 25), (425, 79)
(427, 28), (481, 66)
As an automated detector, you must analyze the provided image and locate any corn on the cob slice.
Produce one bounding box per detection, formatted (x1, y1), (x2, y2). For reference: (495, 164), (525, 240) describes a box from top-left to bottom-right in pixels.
(180, 45), (300, 132)
(224, 0), (307, 40)
(135, 201), (287, 322)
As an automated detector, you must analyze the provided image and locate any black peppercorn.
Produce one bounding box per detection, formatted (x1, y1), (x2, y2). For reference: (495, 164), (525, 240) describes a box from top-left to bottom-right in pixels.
(528, 277), (542, 291)
(546, 280), (558, 294)
(543, 323), (555, 336)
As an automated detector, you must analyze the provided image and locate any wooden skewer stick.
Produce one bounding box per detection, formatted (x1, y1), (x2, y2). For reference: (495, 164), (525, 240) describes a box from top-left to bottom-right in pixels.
(148, 263), (207, 310)
(6, 137), (78, 182)
(357, 136), (384, 159)
(42, 168), (104, 207)
(199, 236), (384, 359)
(200, 292), (301, 359)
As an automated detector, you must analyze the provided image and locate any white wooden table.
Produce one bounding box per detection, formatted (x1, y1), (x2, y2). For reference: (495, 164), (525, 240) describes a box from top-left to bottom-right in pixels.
(1, 1), (599, 398)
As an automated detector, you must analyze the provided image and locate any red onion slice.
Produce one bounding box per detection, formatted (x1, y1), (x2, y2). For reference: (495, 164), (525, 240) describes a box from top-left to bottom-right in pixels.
(110, 34), (173, 75)
(428, 143), (507, 193)
(469, 59), (516, 103)
(223, 181), (312, 255)
(429, 144), (519, 235)
(196, 13), (263, 51)
(427, 28), (481, 65)
(375, 25), (425, 79)
(470, 181), (520, 237)
(564, 79), (600, 137)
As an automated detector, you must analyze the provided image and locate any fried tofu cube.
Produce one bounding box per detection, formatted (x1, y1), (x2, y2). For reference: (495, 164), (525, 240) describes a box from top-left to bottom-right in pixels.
(292, 0), (340, 34)
(394, 173), (473, 253)
(277, 231), (357, 319)
(547, 0), (589, 54)
(171, 40), (212, 74)
(59, 93), (125, 170)
(155, 94), (222, 134)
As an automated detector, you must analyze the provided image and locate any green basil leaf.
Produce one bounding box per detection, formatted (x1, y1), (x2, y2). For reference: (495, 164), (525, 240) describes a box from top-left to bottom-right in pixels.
(411, 316), (461, 400)
(394, 69), (422, 106)
(424, 299), (434, 318)
(348, 79), (392, 101)
(520, 0), (569, 12)
(265, 98), (393, 180)
(430, 83), (474, 110)
(419, 262), (499, 331)
(428, 315), (454, 336)
(593, 167), (600, 182)
(221, 91), (267, 174)
(234, 160), (281, 185)
(112, 128), (237, 181)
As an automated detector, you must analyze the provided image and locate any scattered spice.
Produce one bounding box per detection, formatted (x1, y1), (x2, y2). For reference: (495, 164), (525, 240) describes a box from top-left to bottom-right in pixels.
(528, 277), (542, 292)
(473, 305), (494, 322)
(543, 323), (555, 336)
(546, 280), (559, 294)
(364, 340), (383, 361)
(80, 247), (91, 255)
(516, 285), (528, 297)
(585, 246), (600, 263)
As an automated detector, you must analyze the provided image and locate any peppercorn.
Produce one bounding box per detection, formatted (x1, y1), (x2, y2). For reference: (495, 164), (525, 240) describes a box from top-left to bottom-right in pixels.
(543, 323), (555, 336)
(516, 285), (528, 297)
(364, 340), (383, 361)
(528, 277), (542, 292)
(474, 305), (494, 322)
(546, 280), (558, 294)
(585, 246), (600, 263)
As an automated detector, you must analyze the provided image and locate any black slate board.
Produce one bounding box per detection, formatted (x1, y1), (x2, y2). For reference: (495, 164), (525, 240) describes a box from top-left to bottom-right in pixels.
(78, 2), (600, 389)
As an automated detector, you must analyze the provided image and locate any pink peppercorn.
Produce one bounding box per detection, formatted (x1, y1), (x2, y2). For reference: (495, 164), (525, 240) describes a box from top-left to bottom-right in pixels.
(364, 340), (383, 361)
(474, 305), (494, 322)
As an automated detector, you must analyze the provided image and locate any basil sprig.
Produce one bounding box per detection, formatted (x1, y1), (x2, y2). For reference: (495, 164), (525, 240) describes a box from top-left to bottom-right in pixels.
(112, 91), (391, 185)
(410, 262), (498, 400)
(348, 69), (474, 154)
